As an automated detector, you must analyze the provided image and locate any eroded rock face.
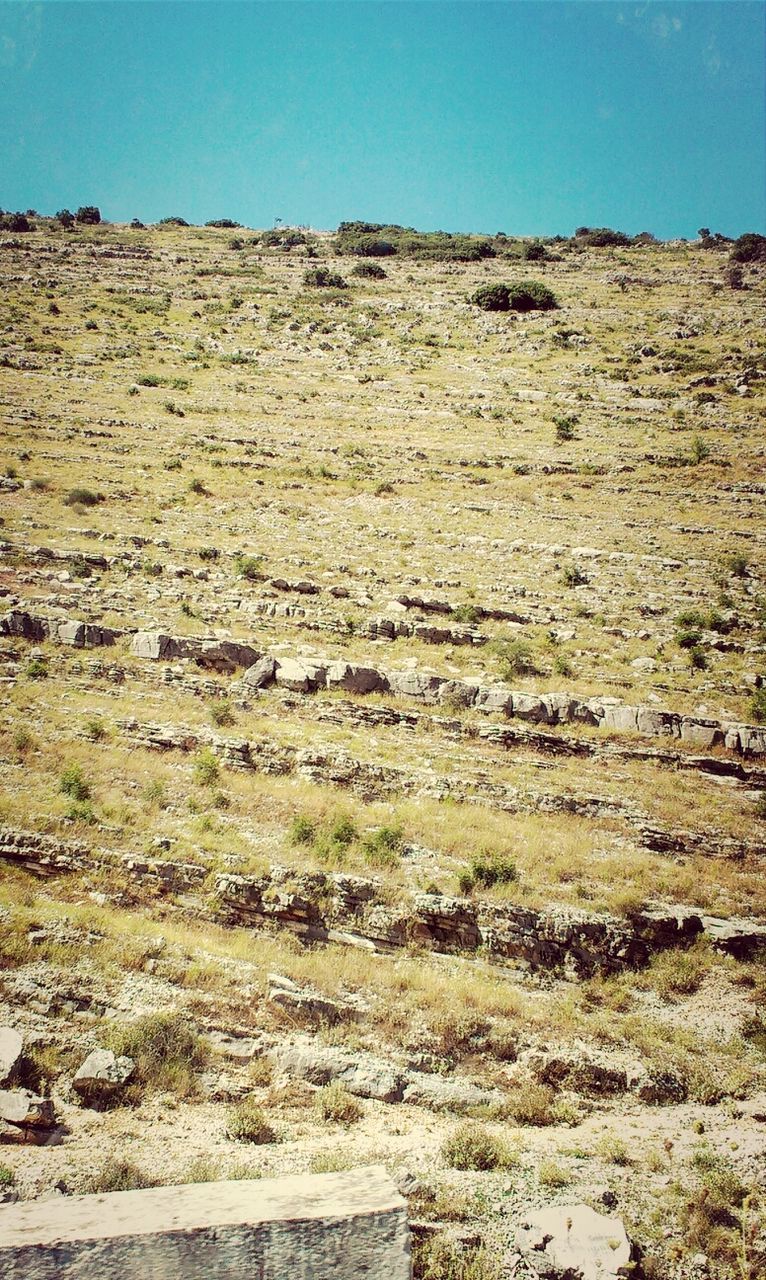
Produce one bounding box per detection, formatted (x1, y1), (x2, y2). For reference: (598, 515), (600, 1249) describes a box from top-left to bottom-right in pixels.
(514, 1204), (634, 1280)
(4, 609), (766, 757)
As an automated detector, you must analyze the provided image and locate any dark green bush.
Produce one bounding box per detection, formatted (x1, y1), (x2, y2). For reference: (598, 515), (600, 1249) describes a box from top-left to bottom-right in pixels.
(206, 219), (241, 228)
(507, 280), (558, 311)
(730, 233), (766, 263)
(573, 226), (630, 247)
(471, 284), (510, 311)
(0, 212), (31, 232)
(64, 487), (104, 507)
(75, 206), (101, 225)
(55, 209), (75, 228)
(60, 764), (91, 801)
(351, 261), (387, 279)
(303, 267), (348, 289)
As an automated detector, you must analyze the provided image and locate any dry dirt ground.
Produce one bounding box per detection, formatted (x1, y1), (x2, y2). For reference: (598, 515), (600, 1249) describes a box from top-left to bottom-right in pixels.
(0, 220), (765, 1278)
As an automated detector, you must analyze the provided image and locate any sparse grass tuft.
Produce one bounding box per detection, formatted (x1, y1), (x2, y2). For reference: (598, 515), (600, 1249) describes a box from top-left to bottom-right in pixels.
(314, 1081), (363, 1124)
(441, 1122), (517, 1171)
(226, 1097), (276, 1144)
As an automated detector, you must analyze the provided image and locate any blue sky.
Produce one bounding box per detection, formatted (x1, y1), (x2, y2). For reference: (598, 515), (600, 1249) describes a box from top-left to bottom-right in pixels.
(1, 1), (764, 237)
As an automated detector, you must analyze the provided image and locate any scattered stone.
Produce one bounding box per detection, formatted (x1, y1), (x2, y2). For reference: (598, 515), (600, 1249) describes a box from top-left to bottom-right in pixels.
(0, 1088), (55, 1134)
(515, 1204), (634, 1280)
(72, 1049), (135, 1106)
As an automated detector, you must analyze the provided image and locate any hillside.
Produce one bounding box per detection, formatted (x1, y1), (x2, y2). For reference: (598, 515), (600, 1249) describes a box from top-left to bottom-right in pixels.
(1, 218), (765, 1277)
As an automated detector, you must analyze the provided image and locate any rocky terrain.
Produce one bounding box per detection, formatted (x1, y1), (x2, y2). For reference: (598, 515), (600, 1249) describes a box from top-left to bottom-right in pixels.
(0, 217), (765, 1277)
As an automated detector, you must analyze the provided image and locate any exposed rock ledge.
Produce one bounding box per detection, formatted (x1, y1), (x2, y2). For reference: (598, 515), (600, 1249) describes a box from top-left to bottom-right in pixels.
(2, 610), (765, 757)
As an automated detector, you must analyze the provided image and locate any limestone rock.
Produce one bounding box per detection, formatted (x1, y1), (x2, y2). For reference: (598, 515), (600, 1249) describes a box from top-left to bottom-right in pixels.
(0, 1088), (55, 1131)
(326, 661), (388, 695)
(515, 1204), (634, 1279)
(269, 1043), (405, 1103)
(195, 639), (260, 673)
(0, 1028), (23, 1085)
(72, 1048), (135, 1105)
(0, 611), (48, 642)
(275, 657), (328, 692)
(56, 621), (117, 648)
(401, 1075), (502, 1112)
(387, 671), (445, 702)
(241, 655), (277, 688)
(131, 631), (183, 661)
(267, 976), (360, 1026)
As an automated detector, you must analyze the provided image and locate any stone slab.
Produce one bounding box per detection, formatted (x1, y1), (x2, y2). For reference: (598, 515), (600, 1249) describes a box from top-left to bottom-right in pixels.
(0, 1166), (410, 1280)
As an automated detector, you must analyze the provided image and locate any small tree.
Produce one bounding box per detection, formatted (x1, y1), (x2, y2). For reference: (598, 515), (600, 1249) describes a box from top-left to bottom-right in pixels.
(76, 206), (101, 225)
(55, 209), (75, 228)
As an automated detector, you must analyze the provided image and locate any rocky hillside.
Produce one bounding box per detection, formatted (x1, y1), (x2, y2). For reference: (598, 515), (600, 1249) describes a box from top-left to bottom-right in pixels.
(0, 219), (764, 1278)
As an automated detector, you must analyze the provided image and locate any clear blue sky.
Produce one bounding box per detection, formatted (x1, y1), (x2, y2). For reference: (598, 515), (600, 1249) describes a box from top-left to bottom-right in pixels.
(1, 1), (764, 237)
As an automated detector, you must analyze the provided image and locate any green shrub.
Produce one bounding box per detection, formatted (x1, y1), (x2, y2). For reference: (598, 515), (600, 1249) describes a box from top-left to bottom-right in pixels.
(235, 554), (265, 581)
(60, 763), (90, 801)
(26, 658), (48, 679)
(64, 487), (104, 507)
(561, 562), (588, 586)
(303, 267), (348, 289)
(505, 1081), (560, 1126)
(441, 1122), (515, 1171)
(471, 284), (511, 312)
(573, 226), (630, 248)
(647, 945), (711, 998)
(84, 1159), (156, 1193)
(676, 628), (703, 649)
(553, 414), (577, 442)
(0, 1164), (16, 1188)
(538, 1159), (572, 1187)
(289, 814), (317, 845)
(362, 824), (403, 868)
(209, 700), (235, 727)
(724, 552), (749, 578)
(327, 815), (357, 847)
(84, 718), (107, 742)
(413, 1234), (502, 1280)
(351, 261), (386, 279)
(749, 689), (766, 724)
(507, 280), (558, 311)
(730, 232), (766, 263)
(106, 1011), (207, 1099)
(226, 1097), (276, 1143)
(314, 1082), (363, 1124)
(495, 639), (538, 679)
(460, 852), (517, 895)
(193, 748), (220, 786)
(0, 212), (31, 232)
